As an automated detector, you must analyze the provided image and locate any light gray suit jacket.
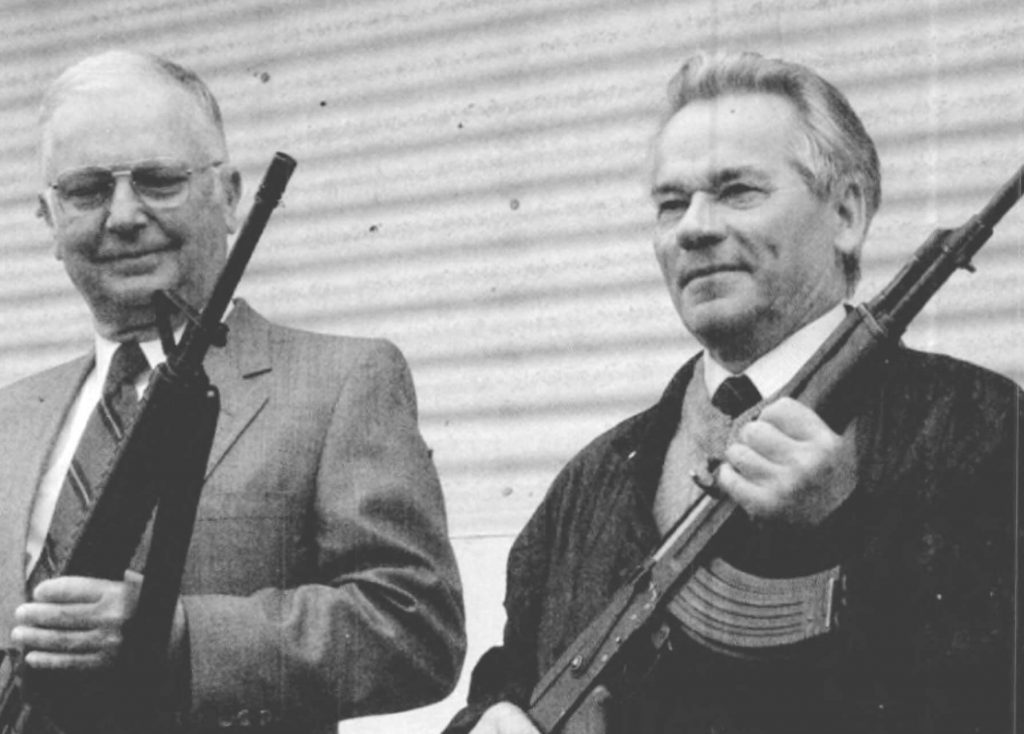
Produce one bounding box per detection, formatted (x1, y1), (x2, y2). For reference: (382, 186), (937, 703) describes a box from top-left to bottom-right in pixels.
(0, 300), (465, 732)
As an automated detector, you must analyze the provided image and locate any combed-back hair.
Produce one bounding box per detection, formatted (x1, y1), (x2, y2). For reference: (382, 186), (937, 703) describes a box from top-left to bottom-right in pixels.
(663, 51), (881, 289)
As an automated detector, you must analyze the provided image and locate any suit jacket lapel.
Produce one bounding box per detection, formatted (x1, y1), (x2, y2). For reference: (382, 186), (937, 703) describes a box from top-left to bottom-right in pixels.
(2, 302), (271, 610)
(0, 356), (91, 610)
(202, 300), (272, 477)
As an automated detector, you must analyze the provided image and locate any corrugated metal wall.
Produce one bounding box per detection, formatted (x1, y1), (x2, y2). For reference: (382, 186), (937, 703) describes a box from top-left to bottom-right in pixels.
(1, 0), (1021, 729)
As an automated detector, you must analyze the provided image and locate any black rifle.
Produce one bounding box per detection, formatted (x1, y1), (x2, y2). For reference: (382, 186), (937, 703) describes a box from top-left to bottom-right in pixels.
(526, 164), (1024, 734)
(0, 152), (297, 734)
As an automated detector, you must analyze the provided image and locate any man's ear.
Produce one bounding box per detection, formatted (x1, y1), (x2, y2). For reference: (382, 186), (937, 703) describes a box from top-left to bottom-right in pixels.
(220, 166), (243, 234)
(37, 193), (54, 228)
(36, 193), (62, 259)
(833, 180), (869, 261)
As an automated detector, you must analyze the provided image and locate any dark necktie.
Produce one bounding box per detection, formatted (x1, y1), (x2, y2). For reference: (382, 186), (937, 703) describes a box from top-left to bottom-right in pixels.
(711, 374), (761, 419)
(28, 341), (148, 592)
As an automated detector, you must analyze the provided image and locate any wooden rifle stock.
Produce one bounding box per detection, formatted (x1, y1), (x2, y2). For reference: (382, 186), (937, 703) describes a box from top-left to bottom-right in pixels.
(0, 152), (297, 734)
(525, 164), (1024, 733)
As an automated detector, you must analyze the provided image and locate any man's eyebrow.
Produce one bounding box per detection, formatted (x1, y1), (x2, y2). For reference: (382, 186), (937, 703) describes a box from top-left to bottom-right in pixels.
(711, 166), (771, 185)
(650, 182), (691, 198)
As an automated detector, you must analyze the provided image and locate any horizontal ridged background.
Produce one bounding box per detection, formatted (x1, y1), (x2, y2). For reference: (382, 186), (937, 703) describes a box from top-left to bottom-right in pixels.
(0, 0), (1021, 728)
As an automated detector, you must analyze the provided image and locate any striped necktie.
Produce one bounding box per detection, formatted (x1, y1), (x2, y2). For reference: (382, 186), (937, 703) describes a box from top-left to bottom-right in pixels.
(28, 341), (148, 593)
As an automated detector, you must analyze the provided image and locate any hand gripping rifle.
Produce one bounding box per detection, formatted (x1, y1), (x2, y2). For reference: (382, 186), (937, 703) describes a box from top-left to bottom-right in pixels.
(0, 152), (297, 734)
(526, 164), (1024, 734)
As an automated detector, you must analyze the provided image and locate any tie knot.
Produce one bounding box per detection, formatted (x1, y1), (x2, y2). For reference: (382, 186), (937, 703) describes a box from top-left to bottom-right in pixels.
(104, 341), (148, 398)
(711, 374), (761, 419)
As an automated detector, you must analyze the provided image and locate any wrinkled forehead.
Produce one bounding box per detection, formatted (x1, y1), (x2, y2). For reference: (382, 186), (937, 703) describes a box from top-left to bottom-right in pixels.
(652, 93), (809, 184)
(40, 69), (222, 175)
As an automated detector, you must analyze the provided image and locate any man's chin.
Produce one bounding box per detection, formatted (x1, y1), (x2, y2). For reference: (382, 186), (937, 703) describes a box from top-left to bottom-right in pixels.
(93, 305), (161, 341)
(89, 280), (174, 333)
(680, 298), (759, 344)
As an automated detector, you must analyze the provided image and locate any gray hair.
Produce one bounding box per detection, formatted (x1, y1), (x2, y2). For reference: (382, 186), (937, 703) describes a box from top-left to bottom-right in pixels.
(662, 51), (881, 289)
(40, 50), (227, 162)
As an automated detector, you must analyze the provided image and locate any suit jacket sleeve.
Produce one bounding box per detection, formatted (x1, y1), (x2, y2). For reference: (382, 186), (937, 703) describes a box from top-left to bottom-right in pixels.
(178, 337), (465, 730)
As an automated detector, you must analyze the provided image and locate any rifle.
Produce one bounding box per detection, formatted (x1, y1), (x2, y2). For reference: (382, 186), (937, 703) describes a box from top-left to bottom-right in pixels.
(0, 152), (297, 734)
(526, 164), (1024, 733)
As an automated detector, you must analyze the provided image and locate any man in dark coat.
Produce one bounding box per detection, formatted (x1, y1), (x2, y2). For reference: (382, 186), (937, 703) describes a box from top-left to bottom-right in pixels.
(445, 51), (1021, 734)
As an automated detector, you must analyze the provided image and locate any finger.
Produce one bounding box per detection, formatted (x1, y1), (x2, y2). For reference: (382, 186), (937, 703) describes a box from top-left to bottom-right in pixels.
(23, 648), (109, 671)
(471, 702), (540, 734)
(31, 576), (108, 604)
(716, 461), (778, 518)
(14, 602), (97, 630)
(723, 440), (780, 482)
(11, 624), (118, 655)
(122, 570), (143, 610)
(757, 398), (833, 441)
(733, 419), (793, 464)
(740, 404), (846, 472)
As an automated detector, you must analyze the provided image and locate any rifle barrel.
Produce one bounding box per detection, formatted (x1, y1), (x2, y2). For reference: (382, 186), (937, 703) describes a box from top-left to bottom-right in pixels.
(173, 152), (297, 372)
(979, 164), (1024, 227)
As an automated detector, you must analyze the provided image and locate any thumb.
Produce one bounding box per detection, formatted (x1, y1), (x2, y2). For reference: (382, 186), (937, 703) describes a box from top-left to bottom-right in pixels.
(123, 569), (144, 607)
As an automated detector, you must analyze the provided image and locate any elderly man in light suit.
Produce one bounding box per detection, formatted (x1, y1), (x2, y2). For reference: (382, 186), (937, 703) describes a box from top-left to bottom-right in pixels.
(0, 50), (464, 733)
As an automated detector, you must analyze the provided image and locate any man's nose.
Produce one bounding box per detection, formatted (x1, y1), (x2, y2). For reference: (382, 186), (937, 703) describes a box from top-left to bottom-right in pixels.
(675, 191), (724, 250)
(104, 175), (148, 231)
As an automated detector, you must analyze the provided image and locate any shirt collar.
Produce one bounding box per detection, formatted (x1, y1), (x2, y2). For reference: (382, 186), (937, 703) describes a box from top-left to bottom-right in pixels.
(91, 299), (236, 385)
(93, 327), (183, 383)
(703, 305), (847, 399)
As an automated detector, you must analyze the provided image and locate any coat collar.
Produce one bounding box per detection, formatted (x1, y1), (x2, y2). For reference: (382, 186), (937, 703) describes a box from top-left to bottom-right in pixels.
(595, 354), (701, 570)
(609, 354), (700, 503)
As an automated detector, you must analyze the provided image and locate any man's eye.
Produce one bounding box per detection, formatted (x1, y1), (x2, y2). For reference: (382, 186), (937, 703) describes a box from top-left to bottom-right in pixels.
(656, 198), (690, 219)
(719, 183), (765, 207)
(67, 184), (106, 198)
(60, 175), (110, 201)
(134, 169), (188, 191)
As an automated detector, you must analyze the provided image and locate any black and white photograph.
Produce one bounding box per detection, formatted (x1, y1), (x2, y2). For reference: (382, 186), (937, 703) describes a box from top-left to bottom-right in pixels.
(0, 1), (1020, 732)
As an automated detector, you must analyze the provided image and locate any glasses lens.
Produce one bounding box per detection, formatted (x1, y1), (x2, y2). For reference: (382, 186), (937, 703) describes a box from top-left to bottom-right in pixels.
(131, 161), (192, 206)
(52, 160), (194, 213)
(54, 168), (114, 211)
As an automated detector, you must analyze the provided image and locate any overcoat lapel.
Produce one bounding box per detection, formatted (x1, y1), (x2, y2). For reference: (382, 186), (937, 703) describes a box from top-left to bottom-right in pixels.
(610, 356), (699, 569)
(201, 301), (272, 478)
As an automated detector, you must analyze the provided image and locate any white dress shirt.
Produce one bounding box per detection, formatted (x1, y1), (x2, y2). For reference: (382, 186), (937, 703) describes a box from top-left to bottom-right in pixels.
(702, 305), (847, 400)
(24, 334), (170, 572)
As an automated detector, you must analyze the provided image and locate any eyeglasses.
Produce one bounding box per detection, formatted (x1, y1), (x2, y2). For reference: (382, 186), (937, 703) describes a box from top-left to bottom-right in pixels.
(48, 159), (222, 215)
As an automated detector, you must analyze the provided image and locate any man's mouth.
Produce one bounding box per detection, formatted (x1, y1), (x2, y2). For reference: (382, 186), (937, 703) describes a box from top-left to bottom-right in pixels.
(680, 264), (746, 288)
(95, 244), (175, 263)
